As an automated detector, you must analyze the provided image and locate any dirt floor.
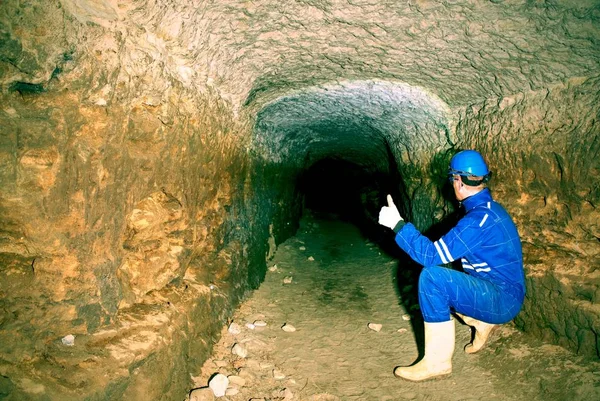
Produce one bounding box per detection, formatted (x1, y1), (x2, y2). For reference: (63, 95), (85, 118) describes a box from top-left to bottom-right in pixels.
(187, 214), (600, 401)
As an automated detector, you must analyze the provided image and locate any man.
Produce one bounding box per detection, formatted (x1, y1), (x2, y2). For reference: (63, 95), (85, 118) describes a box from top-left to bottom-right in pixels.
(378, 150), (525, 381)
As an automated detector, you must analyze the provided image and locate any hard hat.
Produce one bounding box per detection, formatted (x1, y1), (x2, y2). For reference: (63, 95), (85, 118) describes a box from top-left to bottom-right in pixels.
(448, 150), (489, 176)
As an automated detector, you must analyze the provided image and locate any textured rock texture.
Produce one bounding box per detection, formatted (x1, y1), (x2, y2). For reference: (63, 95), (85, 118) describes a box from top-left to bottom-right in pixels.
(1, 0), (599, 399)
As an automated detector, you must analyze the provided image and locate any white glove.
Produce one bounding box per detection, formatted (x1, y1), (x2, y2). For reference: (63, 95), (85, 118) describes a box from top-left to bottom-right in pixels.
(378, 194), (403, 229)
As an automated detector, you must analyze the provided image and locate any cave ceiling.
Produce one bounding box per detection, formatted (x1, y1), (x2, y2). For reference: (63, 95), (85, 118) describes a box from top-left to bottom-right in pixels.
(2, 0), (598, 112)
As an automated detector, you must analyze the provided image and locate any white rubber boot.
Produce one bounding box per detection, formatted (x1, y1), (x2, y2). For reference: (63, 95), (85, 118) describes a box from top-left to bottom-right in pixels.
(456, 313), (497, 354)
(394, 320), (455, 381)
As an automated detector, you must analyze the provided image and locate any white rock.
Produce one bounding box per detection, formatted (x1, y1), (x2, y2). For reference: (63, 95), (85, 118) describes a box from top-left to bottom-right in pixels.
(281, 323), (296, 332)
(368, 323), (382, 332)
(227, 375), (246, 387)
(253, 320), (267, 327)
(208, 374), (229, 397)
(61, 335), (75, 346)
(283, 276), (293, 284)
(299, 246), (306, 250)
(232, 343), (248, 358)
(307, 256), (315, 261)
(268, 264), (278, 272)
(402, 314), (411, 321)
(189, 387), (215, 401)
(228, 322), (241, 335)
(397, 328), (408, 334)
(245, 323), (256, 330)
(273, 369), (286, 380)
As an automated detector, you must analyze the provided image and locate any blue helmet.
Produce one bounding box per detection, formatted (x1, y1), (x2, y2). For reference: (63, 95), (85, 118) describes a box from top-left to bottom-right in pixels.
(449, 150), (489, 176)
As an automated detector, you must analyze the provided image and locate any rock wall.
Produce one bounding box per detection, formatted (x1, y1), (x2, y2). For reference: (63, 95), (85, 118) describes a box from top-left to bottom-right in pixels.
(453, 76), (600, 357)
(0, 1), (298, 398)
(0, 83), (282, 399)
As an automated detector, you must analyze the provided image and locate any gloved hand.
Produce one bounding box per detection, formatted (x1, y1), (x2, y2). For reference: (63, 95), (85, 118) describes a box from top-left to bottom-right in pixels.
(378, 194), (403, 229)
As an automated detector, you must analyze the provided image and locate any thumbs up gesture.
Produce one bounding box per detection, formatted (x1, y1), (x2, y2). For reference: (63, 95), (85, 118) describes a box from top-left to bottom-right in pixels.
(378, 194), (403, 229)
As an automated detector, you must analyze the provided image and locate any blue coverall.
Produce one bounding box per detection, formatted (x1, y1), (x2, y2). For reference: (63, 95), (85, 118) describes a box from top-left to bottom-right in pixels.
(393, 188), (526, 323)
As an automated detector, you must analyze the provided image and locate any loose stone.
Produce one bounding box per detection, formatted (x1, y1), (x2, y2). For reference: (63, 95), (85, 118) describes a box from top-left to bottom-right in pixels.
(253, 320), (267, 327)
(61, 334), (75, 346)
(273, 369), (286, 380)
(227, 375), (246, 387)
(232, 343), (248, 358)
(225, 387), (239, 396)
(299, 246), (306, 250)
(283, 276), (293, 284)
(368, 323), (383, 332)
(189, 387), (215, 401)
(273, 388), (294, 400)
(208, 373), (228, 397)
(397, 328), (408, 334)
(228, 322), (241, 335)
(402, 314), (411, 321)
(268, 264), (278, 272)
(281, 323), (296, 332)
(246, 323), (256, 330)
(307, 256), (315, 261)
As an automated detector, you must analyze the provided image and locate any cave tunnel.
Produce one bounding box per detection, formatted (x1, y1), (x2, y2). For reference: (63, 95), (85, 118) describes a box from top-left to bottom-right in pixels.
(1, 1), (600, 400)
(252, 80), (459, 266)
(253, 80), (451, 232)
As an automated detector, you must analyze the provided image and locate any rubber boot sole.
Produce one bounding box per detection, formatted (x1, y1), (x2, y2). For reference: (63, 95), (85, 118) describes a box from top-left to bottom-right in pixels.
(393, 368), (452, 382)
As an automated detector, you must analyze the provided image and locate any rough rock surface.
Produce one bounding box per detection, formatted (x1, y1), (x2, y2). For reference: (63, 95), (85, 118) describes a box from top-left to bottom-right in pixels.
(0, 0), (599, 399)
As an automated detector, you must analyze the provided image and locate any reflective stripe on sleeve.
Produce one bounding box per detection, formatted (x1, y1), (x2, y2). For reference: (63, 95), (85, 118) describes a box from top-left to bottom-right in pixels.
(462, 262), (475, 270)
(479, 214), (489, 227)
(470, 262), (491, 273)
(435, 238), (454, 263)
(434, 241), (449, 264)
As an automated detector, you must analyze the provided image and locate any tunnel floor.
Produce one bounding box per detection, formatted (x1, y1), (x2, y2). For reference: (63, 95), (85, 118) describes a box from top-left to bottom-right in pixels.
(189, 214), (600, 401)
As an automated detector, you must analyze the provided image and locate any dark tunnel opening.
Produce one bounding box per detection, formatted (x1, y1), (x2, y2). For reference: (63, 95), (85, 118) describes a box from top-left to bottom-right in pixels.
(298, 158), (384, 224)
(296, 155), (411, 255)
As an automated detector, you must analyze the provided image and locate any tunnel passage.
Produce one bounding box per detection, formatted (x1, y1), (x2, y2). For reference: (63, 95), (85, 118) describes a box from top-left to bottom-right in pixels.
(299, 158), (388, 223)
(252, 80), (456, 236)
(0, 0), (598, 398)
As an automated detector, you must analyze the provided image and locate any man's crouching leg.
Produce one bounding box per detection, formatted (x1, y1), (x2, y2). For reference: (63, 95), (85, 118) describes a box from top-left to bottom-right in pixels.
(455, 313), (497, 354)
